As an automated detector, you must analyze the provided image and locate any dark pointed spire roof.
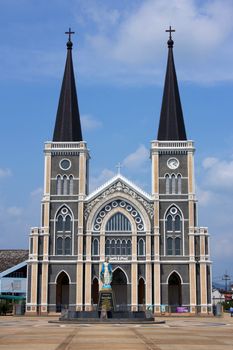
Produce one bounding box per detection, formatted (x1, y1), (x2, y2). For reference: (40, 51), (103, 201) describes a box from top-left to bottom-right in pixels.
(53, 29), (83, 142)
(157, 27), (187, 141)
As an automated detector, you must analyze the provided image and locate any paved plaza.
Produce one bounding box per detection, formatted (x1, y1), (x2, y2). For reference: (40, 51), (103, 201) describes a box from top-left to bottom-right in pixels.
(0, 315), (233, 350)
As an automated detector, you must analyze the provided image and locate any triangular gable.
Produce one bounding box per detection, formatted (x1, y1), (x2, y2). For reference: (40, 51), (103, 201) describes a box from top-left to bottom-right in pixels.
(86, 174), (152, 202)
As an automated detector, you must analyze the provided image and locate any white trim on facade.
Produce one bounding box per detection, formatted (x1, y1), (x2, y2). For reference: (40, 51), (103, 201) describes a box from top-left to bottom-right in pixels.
(86, 174), (152, 202)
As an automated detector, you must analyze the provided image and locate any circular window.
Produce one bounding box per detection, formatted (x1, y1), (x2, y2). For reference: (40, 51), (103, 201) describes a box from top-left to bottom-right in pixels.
(99, 211), (106, 218)
(126, 205), (132, 212)
(170, 207), (177, 215)
(105, 205), (111, 212)
(135, 217), (141, 224)
(61, 208), (68, 215)
(60, 159), (71, 170)
(120, 201), (126, 207)
(94, 224), (100, 231)
(137, 224), (144, 231)
(96, 217), (102, 224)
(112, 201), (118, 208)
(131, 210), (138, 217)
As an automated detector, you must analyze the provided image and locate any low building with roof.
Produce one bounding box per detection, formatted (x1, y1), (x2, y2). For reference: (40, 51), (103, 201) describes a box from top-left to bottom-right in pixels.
(0, 250), (28, 299)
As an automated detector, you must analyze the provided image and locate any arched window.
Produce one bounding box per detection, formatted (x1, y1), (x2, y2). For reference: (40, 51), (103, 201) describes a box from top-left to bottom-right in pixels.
(63, 176), (68, 195)
(92, 239), (99, 256)
(57, 176), (62, 195)
(104, 210), (133, 258)
(65, 237), (71, 255)
(138, 239), (145, 256)
(105, 239), (110, 256)
(56, 237), (63, 255)
(57, 215), (63, 231)
(166, 215), (173, 231)
(165, 174), (170, 194)
(175, 215), (181, 231)
(65, 216), (71, 231)
(177, 174), (181, 194)
(127, 240), (132, 255)
(106, 213), (131, 232)
(165, 206), (183, 256)
(167, 237), (173, 255)
(171, 174), (176, 194)
(121, 240), (126, 255)
(116, 240), (121, 255)
(69, 175), (74, 195)
(111, 240), (116, 256)
(175, 237), (181, 255)
(55, 207), (73, 255)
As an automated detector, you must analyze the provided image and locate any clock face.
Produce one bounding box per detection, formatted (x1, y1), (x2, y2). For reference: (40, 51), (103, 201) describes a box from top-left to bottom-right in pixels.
(167, 157), (179, 170)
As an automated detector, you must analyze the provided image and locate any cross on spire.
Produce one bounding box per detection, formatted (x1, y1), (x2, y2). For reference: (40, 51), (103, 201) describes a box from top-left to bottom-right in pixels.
(116, 162), (123, 175)
(166, 25), (175, 40)
(65, 27), (75, 42)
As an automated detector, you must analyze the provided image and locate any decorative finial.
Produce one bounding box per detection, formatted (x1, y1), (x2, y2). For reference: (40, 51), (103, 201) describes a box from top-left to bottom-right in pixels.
(116, 162), (123, 175)
(65, 27), (75, 49)
(165, 26), (175, 48)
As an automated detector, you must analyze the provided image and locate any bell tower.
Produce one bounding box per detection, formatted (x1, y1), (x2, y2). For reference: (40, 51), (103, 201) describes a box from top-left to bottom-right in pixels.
(26, 29), (89, 315)
(151, 27), (211, 314)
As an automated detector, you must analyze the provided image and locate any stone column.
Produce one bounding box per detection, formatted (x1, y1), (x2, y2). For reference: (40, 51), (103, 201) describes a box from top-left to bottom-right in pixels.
(151, 142), (161, 313)
(153, 262), (160, 314)
(189, 229), (196, 313)
(28, 229), (39, 315)
(131, 263), (138, 311)
(145, 263), (152, 307)
(85, 262), (92, 311)
(40, 232), (49, 315)
(76, 144), (88, 311)
(76, 263), (83, 311)
(200, 233), (207, 313)
(187, 148), (197, 314)
(44, 144), (51, 196)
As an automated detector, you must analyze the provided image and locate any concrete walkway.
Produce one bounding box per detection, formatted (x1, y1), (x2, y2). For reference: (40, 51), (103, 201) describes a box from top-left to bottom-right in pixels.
(0, 314), (233, 349)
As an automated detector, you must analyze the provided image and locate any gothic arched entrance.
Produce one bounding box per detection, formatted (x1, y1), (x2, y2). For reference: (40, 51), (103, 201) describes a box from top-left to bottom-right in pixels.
(56, 271), (69, 312)
(112, 268), (128, 310)
(92, 278), (99, 305)
(138, 277), (145, 308)
(168, 272), (182, 311)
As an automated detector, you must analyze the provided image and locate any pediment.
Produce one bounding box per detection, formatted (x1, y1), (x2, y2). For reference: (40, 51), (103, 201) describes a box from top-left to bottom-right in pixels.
(85, 174), (153, 220)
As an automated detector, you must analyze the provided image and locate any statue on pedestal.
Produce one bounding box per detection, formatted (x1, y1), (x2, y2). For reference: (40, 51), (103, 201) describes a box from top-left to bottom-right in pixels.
(100, 257), (112, 290)
(98, 258), (115, 314)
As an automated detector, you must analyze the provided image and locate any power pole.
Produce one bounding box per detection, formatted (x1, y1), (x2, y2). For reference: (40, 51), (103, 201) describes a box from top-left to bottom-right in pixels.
(222, 271), (231, 291)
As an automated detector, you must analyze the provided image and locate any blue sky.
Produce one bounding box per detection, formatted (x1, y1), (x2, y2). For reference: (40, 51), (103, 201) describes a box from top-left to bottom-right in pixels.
(0, 0), (233, 285)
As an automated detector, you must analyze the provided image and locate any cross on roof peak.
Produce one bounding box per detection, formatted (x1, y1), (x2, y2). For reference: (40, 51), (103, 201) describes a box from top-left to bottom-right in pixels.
(65, 27), (75, 42)
(116, 162), (123, 175)
(165, 26), (175, 40)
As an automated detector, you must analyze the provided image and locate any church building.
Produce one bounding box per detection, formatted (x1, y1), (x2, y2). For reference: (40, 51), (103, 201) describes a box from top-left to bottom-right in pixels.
(26, 28), (212, 315)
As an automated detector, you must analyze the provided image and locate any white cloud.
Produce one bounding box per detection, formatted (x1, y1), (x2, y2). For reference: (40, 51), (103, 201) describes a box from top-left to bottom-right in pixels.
(213, 232), (233, 259)
(7, 206), (23, 217)
(81, 114), (102, 131)
(90, 168), (115, 192)
(202, 156), (233, 189)
(30, 187), (43, 197)
(75, 0), (233, 85)
(196, 186), (215, 207)
(202, 157), (218, 169)
(1, 0), (233, 85)
(123, 145), (149, 169)
(0, 168), (12, 178)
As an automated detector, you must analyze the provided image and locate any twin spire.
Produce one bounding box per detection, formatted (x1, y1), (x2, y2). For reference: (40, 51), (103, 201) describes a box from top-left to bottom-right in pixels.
(53, 28), (82, 142)
(52, 27), (187, 142)
(157, 26), (187, 140)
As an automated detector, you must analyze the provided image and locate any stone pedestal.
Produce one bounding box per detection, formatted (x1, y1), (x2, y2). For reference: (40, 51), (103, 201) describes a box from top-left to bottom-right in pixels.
(98, 290), (115, 312)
